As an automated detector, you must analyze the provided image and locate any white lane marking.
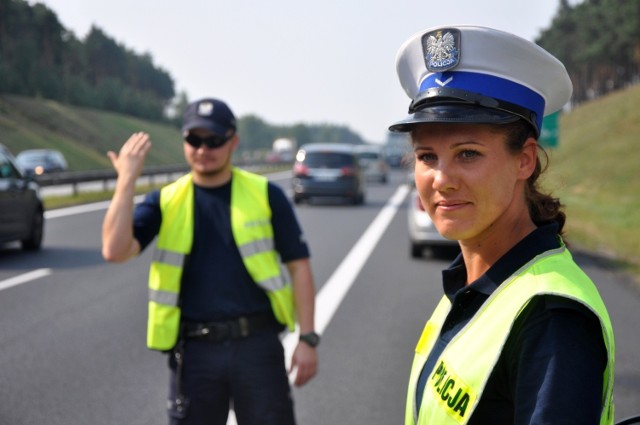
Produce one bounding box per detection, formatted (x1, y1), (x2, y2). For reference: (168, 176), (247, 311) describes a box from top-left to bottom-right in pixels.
(290, 184), (410, 341)
(227, 184), (410, 425)
(44, 195), (146, 219)
(0, 268), (52, 292)
(44, 200), (112, 219)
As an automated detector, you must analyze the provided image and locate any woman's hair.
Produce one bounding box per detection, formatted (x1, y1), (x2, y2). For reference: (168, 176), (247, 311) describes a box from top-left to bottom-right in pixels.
(498, 120), (566, 235)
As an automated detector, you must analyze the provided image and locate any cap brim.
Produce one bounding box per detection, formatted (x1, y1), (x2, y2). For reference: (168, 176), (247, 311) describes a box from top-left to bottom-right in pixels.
(181, 119), (231, 136)
(388, 104), (520, 133)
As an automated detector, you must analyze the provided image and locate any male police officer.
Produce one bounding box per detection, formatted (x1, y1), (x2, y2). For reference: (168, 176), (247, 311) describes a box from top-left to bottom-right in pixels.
(102, 98), (319, 424)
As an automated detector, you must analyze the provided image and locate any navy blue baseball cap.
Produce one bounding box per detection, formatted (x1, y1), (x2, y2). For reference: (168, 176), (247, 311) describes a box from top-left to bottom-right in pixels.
(389, 25), (573, 137)
(181, 98), (237, 136)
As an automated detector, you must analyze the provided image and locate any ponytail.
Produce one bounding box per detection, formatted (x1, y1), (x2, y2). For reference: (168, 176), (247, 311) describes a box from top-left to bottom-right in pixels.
(500, 121), (566, 235)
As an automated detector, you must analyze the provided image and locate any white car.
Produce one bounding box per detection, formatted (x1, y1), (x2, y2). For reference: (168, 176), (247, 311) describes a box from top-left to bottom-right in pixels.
(407, 187), (459, 258)
(355, 145), (389, 184)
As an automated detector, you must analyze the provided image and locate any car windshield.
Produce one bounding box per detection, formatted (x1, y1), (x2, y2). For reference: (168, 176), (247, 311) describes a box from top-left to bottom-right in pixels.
(358, 152), (380, 160)
(303, 152), (354, 167)
(17, 152), (49, 163)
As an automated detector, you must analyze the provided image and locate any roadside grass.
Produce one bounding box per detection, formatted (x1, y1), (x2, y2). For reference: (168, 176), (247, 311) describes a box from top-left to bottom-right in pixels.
(545, 84), (640, 282)
(0, 95), (184, 171)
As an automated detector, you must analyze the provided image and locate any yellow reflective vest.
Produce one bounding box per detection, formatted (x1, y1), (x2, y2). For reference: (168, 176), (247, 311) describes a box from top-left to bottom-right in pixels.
(146, 168), (296, 351)
(406, 245), (615, 425)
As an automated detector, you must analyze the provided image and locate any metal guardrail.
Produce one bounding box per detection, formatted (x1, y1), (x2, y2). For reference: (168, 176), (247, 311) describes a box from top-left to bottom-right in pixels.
(33, 160), (290, 196)
(33, 164), (190, 195)
(34, 163), (189, 187)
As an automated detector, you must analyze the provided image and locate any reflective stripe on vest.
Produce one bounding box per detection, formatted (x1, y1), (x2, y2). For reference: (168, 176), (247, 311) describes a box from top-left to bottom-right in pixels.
(147, 174), (194, 351)
(230, 167), (295, 331)
(146, 169), (296, 351)
(405, 245), (615, 425)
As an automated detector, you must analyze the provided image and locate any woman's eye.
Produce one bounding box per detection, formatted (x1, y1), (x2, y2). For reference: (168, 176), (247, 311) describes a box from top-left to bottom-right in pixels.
(459, 150), (480, 160)
(418, 152), (437, 163)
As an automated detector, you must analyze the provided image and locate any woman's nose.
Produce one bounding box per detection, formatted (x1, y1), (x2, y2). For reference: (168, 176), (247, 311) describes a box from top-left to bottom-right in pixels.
(432, 166), (458, 192)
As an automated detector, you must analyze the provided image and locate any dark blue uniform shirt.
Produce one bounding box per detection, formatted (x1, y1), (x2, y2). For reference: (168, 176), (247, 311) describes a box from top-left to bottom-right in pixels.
(415, 224), (607, 424)
(133, 176), (310, 322)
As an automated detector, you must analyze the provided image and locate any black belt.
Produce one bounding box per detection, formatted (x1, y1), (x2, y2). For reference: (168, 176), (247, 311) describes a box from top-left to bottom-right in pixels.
(181, 314), (280, 342)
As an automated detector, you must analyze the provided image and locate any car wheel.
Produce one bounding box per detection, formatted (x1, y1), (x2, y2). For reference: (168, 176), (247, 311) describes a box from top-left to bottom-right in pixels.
(21, 208), (44, 251)
(411, 243), (423, 258)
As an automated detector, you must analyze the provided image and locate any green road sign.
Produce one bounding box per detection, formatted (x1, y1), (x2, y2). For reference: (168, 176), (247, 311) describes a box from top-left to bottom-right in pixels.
(539, 111), (559, 148)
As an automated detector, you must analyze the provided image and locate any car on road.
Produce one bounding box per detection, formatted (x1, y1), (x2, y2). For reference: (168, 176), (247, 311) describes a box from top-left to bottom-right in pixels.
(355, 144), (389, 184)
(407, 186), (459, 258)
(0, 144), (45, 250)
(292, 143), (366, 205)
(16, 149), (68, 176)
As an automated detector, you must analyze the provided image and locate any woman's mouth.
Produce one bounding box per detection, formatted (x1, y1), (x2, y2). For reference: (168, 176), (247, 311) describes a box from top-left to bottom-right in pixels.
(435, 200), (469, 211)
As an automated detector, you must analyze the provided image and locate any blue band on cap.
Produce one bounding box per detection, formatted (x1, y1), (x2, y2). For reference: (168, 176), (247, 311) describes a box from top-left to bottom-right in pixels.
(419, 71), (545, 130)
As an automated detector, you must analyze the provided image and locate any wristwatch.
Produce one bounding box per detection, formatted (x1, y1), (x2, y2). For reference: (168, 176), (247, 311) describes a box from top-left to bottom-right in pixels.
(299, 331), (320, 348)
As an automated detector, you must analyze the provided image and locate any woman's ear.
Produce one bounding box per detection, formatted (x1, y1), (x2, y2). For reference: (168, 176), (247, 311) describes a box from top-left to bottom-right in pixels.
(518, 138), (538, 180)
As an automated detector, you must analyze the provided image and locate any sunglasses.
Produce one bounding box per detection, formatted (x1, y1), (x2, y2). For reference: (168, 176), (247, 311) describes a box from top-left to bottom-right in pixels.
(184, 132), (234, 149)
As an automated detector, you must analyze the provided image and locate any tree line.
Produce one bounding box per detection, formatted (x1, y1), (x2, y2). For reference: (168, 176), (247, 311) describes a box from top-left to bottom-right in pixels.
(536, 0), (640, 104)
(0, 0), (174, 121)
(6, 0), (637, 148)
(0, 0), (366, 147)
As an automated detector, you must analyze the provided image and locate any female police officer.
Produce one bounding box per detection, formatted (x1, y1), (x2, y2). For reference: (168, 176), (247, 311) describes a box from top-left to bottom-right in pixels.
(389, 26), (615, 425)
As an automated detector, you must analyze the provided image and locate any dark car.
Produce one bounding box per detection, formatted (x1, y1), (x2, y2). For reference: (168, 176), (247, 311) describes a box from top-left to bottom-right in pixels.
(0, 144), (45, 250)
(292, 143), (366, 205)
(16, 149), (68, 176)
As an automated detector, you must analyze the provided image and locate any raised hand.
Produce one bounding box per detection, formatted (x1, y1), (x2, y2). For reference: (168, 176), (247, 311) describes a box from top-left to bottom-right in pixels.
(106, 132), (152, 183)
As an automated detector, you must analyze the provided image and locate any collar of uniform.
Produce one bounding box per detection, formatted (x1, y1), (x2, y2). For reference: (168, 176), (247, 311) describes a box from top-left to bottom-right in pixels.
(442, 223), (561, 301)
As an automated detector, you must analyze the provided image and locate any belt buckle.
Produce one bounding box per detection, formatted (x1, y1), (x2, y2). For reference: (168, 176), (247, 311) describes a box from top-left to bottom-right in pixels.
(187, 324), (211, 338)
(238, 317), (250, 338)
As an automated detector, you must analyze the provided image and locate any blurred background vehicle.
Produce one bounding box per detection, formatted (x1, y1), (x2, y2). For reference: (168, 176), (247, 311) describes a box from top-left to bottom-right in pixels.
(266, 138), (297, 164)
(0, 144), (45, 250)
(355, 144), (389, 184)
(292, 143), (366, 205)
(383, 133), (411, 169)
(407, 184), (459, 259)
(16, 149), (68, 176)
(384, 149), (407, 169)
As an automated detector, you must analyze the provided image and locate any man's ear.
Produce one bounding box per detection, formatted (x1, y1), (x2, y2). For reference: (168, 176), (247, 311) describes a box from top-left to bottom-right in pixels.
(229, 134), (240, 151)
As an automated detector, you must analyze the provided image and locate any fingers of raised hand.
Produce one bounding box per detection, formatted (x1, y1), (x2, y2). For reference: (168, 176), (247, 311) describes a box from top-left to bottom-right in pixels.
(123, 132), (151, 157)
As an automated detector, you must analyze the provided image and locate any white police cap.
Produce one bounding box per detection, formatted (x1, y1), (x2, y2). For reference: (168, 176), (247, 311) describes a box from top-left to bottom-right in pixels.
(389, 25), (573, 136)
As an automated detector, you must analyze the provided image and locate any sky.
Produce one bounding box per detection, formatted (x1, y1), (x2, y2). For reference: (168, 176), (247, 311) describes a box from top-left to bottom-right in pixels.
(34, 0), (566, 144)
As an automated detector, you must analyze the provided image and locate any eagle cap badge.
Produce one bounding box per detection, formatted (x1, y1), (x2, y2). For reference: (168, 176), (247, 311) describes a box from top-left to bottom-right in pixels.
(422, 28), (461, 72)
(197, 101), (214, 117)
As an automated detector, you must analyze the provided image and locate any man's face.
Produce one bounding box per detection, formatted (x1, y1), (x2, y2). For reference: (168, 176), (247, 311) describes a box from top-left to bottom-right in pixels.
(183, 127), (238, 177)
